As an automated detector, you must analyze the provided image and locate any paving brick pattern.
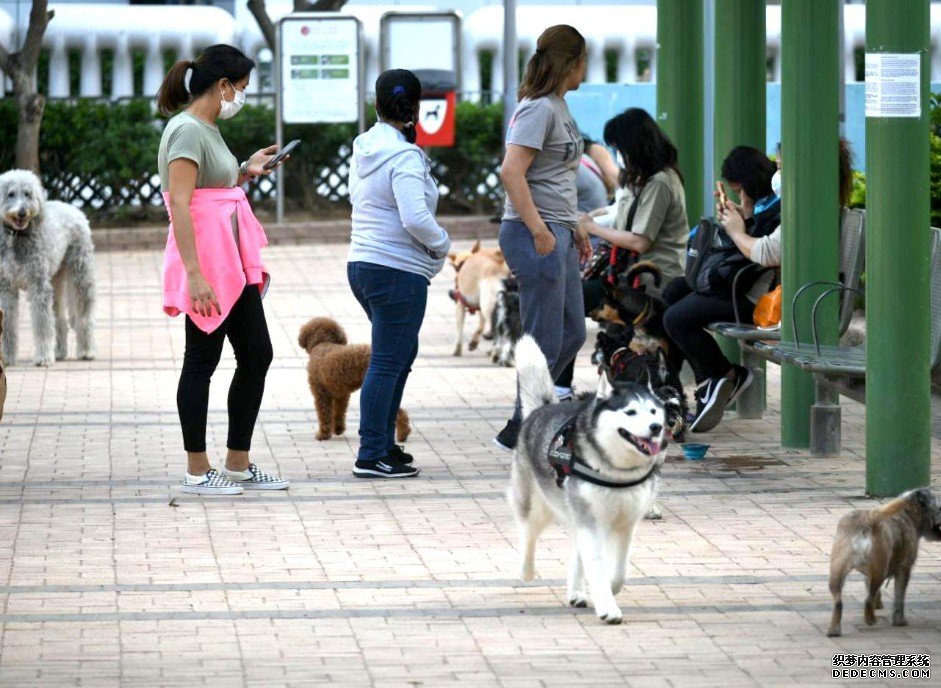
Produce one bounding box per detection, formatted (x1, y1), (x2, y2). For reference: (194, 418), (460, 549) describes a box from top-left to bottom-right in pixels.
(0, 241), (939, 687)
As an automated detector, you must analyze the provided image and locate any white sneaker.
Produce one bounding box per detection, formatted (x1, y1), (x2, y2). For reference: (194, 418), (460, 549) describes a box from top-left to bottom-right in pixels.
(220, 463), (290, 490)
(181, 469), (244, 495)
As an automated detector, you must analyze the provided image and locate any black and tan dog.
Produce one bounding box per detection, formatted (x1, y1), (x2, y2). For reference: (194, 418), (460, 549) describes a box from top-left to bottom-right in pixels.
(827, 488), (941, 637)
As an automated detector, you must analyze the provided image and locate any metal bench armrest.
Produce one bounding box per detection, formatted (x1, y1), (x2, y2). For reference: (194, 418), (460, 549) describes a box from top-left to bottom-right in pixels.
(790, 280), (845, 347)
(731, 264), (776, 325)
(810, 285), (864, 355)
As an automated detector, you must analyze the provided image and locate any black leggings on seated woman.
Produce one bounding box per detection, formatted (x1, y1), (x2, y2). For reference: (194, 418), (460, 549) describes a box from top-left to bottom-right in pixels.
(661, 276), (754, 383)
(177, 285), (273, 453)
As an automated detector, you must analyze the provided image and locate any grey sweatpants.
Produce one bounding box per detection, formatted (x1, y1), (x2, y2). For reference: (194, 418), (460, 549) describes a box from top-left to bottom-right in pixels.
(498, 220), (587, 419)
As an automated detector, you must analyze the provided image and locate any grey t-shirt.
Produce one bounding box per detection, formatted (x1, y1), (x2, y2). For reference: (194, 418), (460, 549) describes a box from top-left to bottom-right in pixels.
(502, 95), (584, 229)
(576, 155), (609, 213)
(158, 112), (238, 192)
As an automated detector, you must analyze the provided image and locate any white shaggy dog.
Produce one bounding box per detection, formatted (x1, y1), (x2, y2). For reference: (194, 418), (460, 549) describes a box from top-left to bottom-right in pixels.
(0, 169), (96, 366)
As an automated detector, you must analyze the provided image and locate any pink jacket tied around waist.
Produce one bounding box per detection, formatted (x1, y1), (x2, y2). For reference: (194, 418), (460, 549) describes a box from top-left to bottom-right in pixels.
(162, 187), (270, 334)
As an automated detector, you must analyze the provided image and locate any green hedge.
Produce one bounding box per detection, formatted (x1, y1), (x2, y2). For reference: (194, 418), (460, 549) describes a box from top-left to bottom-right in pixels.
(0, 98), (504, 217)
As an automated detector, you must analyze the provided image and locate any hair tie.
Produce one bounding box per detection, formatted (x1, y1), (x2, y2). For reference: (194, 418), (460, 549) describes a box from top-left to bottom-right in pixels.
(392, 85), (406, 96)
(403, 121), (415, 128)
(183, 66), (194, 95)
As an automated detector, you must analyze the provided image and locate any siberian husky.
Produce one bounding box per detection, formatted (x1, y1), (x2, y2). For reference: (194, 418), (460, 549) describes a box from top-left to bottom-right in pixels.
(508, 335), (667, 624)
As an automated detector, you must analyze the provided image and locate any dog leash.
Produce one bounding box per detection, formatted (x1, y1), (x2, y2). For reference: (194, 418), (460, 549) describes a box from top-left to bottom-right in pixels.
(547, 413), (662, 489)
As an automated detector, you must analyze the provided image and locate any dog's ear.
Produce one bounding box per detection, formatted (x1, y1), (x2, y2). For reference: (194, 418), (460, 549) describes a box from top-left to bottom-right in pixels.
(447, 252), (458, 265)
(470, 240), (481, 253)
(913, 488), (932, 509)
(596, 370), (614, 400)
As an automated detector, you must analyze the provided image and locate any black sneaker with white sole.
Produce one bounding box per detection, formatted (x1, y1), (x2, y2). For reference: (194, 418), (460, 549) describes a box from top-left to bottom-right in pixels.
(493, 418), (520, 452)
(387, 445), (413, 465)
(689, 376), (734, 433)
(352, 458), (419, 479)
(727, 364), (755, 406)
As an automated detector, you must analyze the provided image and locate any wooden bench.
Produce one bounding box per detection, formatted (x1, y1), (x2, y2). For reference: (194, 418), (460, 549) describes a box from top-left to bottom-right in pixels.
(706, 208), (867, 418)
(751, 227), (941, 455)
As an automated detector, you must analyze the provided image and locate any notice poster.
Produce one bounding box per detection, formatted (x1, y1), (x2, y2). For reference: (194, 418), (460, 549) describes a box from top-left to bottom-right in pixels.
(865, 53), (921, 118)
(280, 16), (361, 123)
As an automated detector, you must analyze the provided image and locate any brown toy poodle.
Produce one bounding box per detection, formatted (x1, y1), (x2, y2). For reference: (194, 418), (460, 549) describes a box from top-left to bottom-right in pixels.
(298, 317), (411, 443)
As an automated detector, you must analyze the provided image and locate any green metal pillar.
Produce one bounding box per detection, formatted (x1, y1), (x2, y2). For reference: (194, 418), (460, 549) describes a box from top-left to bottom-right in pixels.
(657, 0), (704, 225)
(780, 0), (841, 448)
(713, 0), (765, 371)
(865, 0), (931, 495)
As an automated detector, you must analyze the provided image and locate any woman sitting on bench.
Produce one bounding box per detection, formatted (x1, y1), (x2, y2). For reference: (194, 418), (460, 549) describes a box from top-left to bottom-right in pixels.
(662, 140), (853, 435)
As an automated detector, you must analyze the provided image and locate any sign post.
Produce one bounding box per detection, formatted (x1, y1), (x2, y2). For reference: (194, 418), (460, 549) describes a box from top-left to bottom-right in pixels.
(276, 13), (364, 223)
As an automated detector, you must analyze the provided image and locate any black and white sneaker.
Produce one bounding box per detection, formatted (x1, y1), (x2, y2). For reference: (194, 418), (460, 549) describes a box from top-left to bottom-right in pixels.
(352, 458), (419, 479)
(493, 418), (520, 452)
(689, 376), (734, 433)
(727, 364), (755, 406)
(387, 445), (413, 465)
(181, 469), (244, 495)
(220, 463), (290, 490)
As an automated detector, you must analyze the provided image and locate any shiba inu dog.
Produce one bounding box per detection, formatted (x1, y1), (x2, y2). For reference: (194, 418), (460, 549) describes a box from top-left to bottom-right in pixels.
(508, 335), (667, 624)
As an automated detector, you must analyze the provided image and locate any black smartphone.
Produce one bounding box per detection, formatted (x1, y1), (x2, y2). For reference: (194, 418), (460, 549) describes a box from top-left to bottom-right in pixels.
(263, 139), (300, 170)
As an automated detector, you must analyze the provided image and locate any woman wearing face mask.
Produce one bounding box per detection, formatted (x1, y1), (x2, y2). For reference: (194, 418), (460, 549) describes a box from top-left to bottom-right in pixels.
(157, 44), (289, 494)
(660, 146), (780, 434)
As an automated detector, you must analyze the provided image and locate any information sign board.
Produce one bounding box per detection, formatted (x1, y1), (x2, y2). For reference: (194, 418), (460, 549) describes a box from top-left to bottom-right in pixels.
(279, 15), (363, 124)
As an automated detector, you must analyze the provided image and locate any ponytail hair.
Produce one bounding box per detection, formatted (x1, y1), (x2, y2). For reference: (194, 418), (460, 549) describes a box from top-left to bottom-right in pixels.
(156, 44), (255, 116)
(375, 69), (422, 144)
(519, 25), (586, 100)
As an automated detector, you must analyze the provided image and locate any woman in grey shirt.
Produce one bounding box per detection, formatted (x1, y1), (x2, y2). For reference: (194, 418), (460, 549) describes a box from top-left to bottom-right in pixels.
(494, 24), (593, 451)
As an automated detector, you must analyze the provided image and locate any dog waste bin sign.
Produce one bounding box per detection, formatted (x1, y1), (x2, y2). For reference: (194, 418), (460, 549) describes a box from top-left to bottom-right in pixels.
(414, 69), (457, 148)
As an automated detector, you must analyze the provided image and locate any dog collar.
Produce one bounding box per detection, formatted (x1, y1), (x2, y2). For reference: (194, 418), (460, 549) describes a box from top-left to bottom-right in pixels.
(547, 413), (662, 489)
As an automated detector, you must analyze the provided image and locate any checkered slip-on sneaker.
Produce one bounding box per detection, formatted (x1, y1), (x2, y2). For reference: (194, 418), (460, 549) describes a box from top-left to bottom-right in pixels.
(220, 463), (290, 490)
(181, 469), (244, 495)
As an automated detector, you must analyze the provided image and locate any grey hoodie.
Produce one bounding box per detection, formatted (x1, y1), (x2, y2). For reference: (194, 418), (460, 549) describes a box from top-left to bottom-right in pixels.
(348, 123), (450, 280)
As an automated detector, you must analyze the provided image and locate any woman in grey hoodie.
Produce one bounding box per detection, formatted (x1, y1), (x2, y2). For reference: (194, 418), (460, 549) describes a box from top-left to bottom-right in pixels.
(347, 69), (451, 479)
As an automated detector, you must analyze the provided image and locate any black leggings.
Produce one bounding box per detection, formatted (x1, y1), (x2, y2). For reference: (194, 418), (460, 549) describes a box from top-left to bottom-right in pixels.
(177, 285), (273, 453)
(661, 276), (754, 382)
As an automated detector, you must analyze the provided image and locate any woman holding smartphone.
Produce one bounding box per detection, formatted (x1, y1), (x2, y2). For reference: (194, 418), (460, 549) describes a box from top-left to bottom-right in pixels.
(157, 44), (289, 494)
(494, 25), (593, 451)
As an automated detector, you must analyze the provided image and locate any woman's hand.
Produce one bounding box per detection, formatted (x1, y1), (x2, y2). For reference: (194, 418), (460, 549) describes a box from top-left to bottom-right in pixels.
(575, 223), (593, 262)
(532, 225), (556, 256)
(187, 272), (221, 318)
(246, 144), (282, 177)
(579, 213), (600, 236)
(719, 200), (747, 236)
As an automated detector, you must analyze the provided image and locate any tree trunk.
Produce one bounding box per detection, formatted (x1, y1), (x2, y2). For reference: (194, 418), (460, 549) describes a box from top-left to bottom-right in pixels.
(0, 1), (53, 175)
(13, 73), (44, 173)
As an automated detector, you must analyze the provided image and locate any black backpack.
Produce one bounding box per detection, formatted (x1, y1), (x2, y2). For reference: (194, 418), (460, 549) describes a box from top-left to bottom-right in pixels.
(685, 202), (780, 298)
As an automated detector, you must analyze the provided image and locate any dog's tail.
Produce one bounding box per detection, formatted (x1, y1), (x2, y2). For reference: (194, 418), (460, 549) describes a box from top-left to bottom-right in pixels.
(860, 493), (911, 526)
(297, 317), (348, 353)
(624, 259), (662, 288)
(515, 335), (556, 420)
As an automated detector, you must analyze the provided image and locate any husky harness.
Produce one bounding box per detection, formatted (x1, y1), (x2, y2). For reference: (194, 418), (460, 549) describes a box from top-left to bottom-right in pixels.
(547, 413), (661, 489)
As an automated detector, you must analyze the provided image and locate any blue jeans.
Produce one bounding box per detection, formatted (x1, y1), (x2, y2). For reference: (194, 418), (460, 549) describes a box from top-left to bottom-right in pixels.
(347, 261), (428, 461)
(498, 220), (587, 421)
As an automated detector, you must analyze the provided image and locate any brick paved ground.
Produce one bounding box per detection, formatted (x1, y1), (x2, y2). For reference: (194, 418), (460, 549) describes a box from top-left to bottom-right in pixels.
(0, 241), (939, 687)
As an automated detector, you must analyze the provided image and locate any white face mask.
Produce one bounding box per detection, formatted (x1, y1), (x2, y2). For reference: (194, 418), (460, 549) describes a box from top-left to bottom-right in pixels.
(771, 169), (782, 197)
(219, 85), (246, 120)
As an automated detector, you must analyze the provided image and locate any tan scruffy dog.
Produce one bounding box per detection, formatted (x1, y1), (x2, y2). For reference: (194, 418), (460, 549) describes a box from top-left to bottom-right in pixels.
(827, 488), (941, 637)
(298, 317), (411, 443)
(0, 309), (6, 422)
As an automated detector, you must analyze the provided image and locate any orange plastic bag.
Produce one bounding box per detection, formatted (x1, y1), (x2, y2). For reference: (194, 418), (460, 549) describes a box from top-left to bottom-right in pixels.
(753, 285), (782, 328)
